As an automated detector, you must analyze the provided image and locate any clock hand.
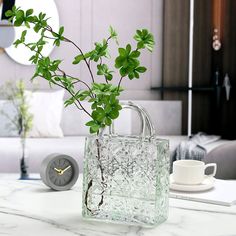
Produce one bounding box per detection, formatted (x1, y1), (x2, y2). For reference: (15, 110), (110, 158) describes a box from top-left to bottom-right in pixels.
(54, 167), (62, 173)
(61, 165), (71, 174)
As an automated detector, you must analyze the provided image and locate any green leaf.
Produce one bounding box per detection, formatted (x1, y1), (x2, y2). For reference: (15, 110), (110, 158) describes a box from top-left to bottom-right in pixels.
(14, 18), (24, 26)
(128, 73), (135, 80)
(14, 39), (22, 47)
(106, 74), (113, 81)
(26, 9), (33, 17)
(134, 71), (140, 78)
(104, 104), (112, 113)
(104, 117), (112, 126)
(59, 26), (64, 35)
(15, 9), (24, 19)
(89, 40), (109, 62)
(73, 52), (92, 64)
(5, 10), (13, 17)
(136, 66), (147, 73)
(109, 94), (117, 104)
(115, 56), (123, 68)
(27, 16), (36, 23)
(109, 26), (118, 38)
(137, 41), (144, 49)
(126, 44), (131, 54)
(130, 50), (140, 58)
(92, 109), (105, 122)
(34, 24), (41, 33)
(109, 110), (119, 119)
(90, 124), (100, 133)
(52, 32), (58, 37)
(97, 64), (113, 81)
(53, 39), (60, 47)
(24, 21), (30, 28)
(86, 120), (97, 126)
(119, 67), (128, 77)
(134, 29), (155, 52)
(118, 48), (126, 57)
(64, 97), (75, 107)
(20, 30), (27, 41)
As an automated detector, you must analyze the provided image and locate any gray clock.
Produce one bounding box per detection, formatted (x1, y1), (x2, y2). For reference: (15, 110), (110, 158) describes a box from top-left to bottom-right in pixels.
(40, 153), (79, 191)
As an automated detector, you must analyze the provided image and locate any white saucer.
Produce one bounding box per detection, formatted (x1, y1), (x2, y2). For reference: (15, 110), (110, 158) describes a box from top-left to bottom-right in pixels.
(170, 174), (215, 192)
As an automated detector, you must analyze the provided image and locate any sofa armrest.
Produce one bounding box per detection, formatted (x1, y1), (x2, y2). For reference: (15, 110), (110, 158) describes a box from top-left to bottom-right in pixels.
(204, 141), (236, 179)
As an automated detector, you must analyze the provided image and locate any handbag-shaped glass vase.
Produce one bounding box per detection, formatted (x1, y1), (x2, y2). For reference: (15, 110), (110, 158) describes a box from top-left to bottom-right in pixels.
(82, 102), (170, 227)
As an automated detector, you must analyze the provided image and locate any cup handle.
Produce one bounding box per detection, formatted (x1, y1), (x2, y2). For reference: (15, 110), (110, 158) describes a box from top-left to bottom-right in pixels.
(204, 163), (217, 177)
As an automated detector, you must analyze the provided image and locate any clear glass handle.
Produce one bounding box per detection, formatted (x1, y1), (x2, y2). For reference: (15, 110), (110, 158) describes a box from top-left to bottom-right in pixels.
(110, 101), (156, 137)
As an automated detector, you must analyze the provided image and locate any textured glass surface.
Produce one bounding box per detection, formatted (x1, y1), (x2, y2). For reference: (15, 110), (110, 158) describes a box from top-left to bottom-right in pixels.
(82, 134), (170, 227)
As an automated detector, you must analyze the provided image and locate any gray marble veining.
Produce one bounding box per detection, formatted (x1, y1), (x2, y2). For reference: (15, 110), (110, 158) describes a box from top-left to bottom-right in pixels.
(0, 174), (236, 236)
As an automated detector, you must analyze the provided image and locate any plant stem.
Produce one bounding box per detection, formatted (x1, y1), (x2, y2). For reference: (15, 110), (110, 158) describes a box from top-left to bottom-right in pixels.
(63, 38), (95, 83)
(84, 179), (93, 213)
(84, 138), (106, 213)
(66, 76), (94, 98)
(53, 80), (92, 118)
(43, 35), (57, 40)
(117, 76), (124, 91)
(56, 67), (93, 94)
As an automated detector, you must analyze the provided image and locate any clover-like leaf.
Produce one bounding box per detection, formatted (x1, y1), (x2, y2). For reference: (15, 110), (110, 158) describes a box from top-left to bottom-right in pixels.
(134, 29), (155, 52)
(97, 64), (113, 81)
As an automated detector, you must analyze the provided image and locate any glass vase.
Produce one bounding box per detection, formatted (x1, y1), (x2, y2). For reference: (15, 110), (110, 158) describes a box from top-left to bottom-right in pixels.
(19, 138), (29, 180)
(82, 103), (170, 227)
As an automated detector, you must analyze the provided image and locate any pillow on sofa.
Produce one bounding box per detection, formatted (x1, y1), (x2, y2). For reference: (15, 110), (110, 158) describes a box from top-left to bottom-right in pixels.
(0, 100), (18, 137)
(27, 90), (65, 138)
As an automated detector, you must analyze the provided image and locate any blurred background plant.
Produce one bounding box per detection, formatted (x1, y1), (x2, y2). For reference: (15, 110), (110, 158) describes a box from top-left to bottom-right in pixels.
(0, 80), (33, 179)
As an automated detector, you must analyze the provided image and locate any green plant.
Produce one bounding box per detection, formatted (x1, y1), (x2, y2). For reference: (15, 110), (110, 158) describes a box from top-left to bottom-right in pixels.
(0, 80), (34, 178)
(0, 80), (33, 139)
(6, 7), (155, 134)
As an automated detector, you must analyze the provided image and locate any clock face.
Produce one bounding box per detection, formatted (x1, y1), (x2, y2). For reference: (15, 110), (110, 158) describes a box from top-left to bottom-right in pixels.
(48, 158), (74, 187)
(40, 154), (79, 191)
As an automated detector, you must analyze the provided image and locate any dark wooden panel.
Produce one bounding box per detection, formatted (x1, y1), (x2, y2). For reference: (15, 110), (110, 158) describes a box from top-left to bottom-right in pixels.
(220, 0), (236, 139)
(222, 0), (236, 79)
(191, 1), (213, 134)
(162, 0), (190, 134)
(220, 90), (236, 139)
(163, 0), (190, 87)
(192, 0), (212, 86)
(192, 93), (212, 134)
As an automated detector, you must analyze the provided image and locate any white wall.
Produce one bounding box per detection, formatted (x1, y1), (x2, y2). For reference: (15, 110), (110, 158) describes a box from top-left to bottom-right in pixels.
(0, 0), (163, 98)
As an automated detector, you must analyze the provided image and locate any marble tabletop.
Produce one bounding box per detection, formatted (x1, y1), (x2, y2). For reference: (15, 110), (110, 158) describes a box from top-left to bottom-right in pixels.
(0, 174), (236, 236)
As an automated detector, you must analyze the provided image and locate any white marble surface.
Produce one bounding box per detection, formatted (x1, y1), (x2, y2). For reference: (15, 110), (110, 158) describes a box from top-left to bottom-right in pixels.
(0, 174), (236, 236)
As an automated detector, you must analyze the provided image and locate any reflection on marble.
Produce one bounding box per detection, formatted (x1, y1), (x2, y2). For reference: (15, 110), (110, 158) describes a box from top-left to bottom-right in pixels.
(0, 174), (236, 236)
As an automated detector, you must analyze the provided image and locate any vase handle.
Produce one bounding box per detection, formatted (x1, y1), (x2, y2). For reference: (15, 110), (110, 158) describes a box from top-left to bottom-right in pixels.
(109, 101), (156, 137)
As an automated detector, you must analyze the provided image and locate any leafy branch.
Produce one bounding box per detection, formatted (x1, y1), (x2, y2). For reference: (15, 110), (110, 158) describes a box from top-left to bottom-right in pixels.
(6, 7), (155, 134)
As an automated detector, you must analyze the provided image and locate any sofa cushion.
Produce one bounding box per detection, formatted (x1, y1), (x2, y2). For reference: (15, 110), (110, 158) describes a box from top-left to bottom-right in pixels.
(27, 90), (65, 137)
(0, 100), (18, 137)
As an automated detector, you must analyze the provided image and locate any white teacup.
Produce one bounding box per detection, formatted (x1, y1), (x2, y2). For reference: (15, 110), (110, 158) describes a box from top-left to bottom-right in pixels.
(172, 160), (217, 185)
